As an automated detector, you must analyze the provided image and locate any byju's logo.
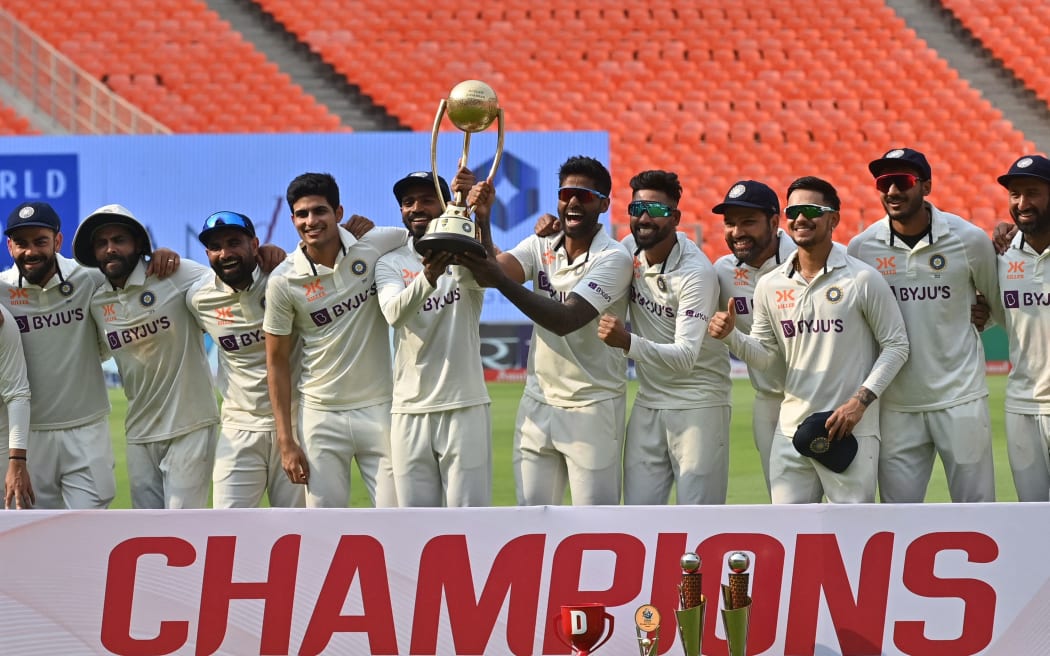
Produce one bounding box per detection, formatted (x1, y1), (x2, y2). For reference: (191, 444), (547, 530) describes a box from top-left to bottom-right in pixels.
(1003, 290), (1019, 309)
(476, 151), (538, 231)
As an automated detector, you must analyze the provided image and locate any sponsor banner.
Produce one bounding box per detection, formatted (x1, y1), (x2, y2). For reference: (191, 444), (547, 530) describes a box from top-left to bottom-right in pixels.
(0, 132), (608, 323)
(0, 504), (1047, 655)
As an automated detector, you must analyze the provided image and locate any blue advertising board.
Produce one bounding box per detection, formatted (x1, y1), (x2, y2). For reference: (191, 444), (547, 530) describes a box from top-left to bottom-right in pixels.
(0, 131), (608, 322)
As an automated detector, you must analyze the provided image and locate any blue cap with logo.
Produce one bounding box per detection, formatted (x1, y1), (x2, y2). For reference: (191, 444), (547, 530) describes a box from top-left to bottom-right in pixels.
(868, 147), (932, 180)
(4, 201), (62, 236)
(711, 180), (780, 216)
(997, 155), (1050, 188)
(792, 410), (858, 473)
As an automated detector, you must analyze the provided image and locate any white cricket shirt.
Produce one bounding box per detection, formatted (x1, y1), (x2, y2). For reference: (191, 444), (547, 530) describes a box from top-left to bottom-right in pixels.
(263, 226), (407, 410)
(622, 232), (727, 409)
(90, 258), (219, 444)
(848, 204), (999, 411)
(996, 233), (1050, 414)
(0, 304), (31, 450)
(375, 243), (489, 413)
(725, 243), (909, 437)
(507, 229), (633, 407)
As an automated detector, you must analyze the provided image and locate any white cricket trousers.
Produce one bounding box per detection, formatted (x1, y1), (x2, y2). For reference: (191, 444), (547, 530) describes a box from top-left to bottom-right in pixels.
(126, 425), (219, 509)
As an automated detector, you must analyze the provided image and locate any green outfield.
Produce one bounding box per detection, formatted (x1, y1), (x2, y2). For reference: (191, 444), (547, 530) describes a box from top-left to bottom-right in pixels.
(106, 375), (1017, 508)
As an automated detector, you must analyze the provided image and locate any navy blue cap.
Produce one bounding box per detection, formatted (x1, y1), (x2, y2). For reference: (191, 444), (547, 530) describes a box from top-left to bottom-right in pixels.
(711, 180), (780, 216)
(997, 155), (1050, 188)
(5, 201), (61, 236)
(198, 211), (256, 246)
(868, 148), (932, 180)
(793, 411), (858, 474)
(393, 171), (452, 204)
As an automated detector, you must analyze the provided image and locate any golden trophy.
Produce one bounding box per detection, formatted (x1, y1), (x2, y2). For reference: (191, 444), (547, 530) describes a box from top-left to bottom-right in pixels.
(720, 551), (753, 656)
(414, 79), (505, 256)
(675, 552), (706, 656)
(634, 604), (661, 656)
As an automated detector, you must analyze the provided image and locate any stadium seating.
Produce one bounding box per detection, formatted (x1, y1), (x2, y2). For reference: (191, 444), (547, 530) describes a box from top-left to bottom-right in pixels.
(254, 0), (1032, 259)
(0, 102), (37, 135)
(1, 0), (342, 134)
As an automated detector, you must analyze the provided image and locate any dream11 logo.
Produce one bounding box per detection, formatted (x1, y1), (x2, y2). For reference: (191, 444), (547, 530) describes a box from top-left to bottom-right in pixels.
(475, 151), (539, 233)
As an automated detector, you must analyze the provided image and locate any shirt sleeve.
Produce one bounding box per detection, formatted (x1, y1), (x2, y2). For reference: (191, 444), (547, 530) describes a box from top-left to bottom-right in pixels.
(966, 227), (1002, 313)
(367, 227), (411, 256)
(627, 268), (716, 374)
(857, 266), (910, 396)
(571, 249), (633, 314)
(723, 276), (779, 370)
(0, 307), (30, 450)
(262, 273), (295, 336)
(375, 254), (435, 329)
(506, 235), (539, 282)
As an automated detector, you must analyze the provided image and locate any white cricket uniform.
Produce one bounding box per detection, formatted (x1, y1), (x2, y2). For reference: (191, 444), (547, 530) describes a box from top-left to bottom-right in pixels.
(0, 256), (115, 508)
(0, 304), (31, 459)
(187, 266), (305, 508)
(375, 244), (491, 507)
(506, 229), (632, 506)
(848, 204), (999, 503)
(90, 258), (219, 509)
(620, 232), (728, 505)
(724, 243), (909, 503)
(714, 231), (796, 493)
(263, 226), (406, 508)
(995, 233), (1050, 501)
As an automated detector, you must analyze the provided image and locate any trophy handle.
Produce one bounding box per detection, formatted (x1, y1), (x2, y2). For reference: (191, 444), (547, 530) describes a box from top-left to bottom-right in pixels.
(587, 613), (615, 653)
(551, 613), (572, 651)
(467, 107), (504, 216)
(430, 98), (449, 212)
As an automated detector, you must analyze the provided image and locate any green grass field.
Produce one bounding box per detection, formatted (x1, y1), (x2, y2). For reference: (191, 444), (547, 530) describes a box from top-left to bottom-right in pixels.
(105, 376), (1017, 508)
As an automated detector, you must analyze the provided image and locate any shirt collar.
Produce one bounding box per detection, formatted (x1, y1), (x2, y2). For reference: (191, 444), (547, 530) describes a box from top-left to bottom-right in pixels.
(292, 226), (355, 275)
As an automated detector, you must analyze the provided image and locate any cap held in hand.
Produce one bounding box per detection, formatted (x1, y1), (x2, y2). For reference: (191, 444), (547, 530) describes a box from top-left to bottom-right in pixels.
(792, 411), (858, 473)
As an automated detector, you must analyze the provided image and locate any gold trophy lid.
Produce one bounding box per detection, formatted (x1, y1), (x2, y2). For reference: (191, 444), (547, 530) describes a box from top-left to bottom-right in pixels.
(446, 80), (500, 132)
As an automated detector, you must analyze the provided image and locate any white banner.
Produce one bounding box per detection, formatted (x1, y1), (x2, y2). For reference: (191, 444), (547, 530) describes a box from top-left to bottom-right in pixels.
(1, 504), (1048, 655)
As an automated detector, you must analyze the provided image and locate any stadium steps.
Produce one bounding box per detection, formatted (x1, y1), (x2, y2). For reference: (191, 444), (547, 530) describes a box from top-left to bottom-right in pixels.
(203, 0), (406, 131)
(885, 0), (1050, 153)
(0, 78), (60, 135)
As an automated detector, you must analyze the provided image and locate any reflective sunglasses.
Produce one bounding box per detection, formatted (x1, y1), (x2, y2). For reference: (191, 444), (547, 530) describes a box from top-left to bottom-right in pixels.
(875, 173), (922, 193)
(785, 204), (837, 221)
(557, 186), (608, 203)
(627, 200), (675, 218)
(202, 211), (255, 236)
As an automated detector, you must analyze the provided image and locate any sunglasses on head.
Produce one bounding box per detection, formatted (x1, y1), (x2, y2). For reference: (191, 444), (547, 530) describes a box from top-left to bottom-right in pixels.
(785, 204), (837, 221)
(875, 173), (922, 193)
(203, 211), (254, 233)
(627, 200), (675, 218)
(557, 186), (608, 203)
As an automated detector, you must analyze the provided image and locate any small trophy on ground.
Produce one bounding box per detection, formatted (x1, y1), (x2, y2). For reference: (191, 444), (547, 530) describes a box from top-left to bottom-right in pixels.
(720, 551), (753, 656)
(552, 603), (615, 655)
(634, 603), (661, 655)
(675, 552), (705, 656)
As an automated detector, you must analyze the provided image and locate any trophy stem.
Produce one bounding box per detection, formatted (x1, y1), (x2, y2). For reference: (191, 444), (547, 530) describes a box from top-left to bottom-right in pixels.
(430, 98), (448, 211)
(453, 132), (472, 206)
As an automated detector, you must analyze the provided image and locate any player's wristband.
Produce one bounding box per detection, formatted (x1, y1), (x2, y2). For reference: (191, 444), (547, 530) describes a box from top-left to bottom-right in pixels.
(8, 455), (26, 461)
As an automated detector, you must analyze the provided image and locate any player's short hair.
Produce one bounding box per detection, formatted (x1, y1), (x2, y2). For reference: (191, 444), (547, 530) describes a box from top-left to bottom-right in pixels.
(786, 176), (841, 211)
(629, 170), (682, 204)
(286, 173), (340, 212)
(559, 156), (612, 197)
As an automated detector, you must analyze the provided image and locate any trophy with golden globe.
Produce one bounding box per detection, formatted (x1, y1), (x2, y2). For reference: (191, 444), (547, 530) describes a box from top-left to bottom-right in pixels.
(414, 79), (505, 257)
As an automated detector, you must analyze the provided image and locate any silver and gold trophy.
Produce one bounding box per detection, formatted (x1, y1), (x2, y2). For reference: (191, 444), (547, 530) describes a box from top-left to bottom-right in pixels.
(675, 552), (706, 656)
(414, 79), (505, 256)
(720, 551), (753, 656)
(634, 604), (661, 656)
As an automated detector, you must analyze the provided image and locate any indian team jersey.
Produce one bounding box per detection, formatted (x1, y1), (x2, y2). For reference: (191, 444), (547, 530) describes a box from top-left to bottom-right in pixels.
(375, 243), (489, 413)
(848, 204), (999, 411)
(507, 229), (632, 407)
(0, 304), (31, 450)
(90, 258), (219, 444)
(0, 255), (110, 429)
(726, 243), (909, 437)
(187, 266), (293, 430)
(263, 226), (407, 410)
(997, 234), (1050, 414)
(622, 232), (727, 409)
(714, 232), (796, 397)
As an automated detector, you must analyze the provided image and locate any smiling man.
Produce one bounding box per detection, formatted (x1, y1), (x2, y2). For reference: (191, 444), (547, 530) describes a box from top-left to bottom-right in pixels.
(458, 155), (633, 506)
(848, 148), (1000, 504)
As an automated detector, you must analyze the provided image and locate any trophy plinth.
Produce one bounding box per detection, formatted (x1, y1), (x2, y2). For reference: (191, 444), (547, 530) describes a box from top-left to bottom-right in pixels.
(414, 205), (488, 256)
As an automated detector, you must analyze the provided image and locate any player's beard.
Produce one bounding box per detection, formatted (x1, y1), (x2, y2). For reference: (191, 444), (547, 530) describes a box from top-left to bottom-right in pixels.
(101, 252), (139, 283)
(1012, 203), (1050, 240)
(214, 257), (254, 289)
(403, 212), (434, 241)
(631, 219), (675, 251)
(16, 252), (57, 286)
(728, 228), (774, 264)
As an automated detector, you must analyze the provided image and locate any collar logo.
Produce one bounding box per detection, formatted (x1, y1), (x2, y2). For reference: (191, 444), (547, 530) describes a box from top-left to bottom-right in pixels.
(929, 254), (946, 271)
(826, 286), (844, 303)
(351, 260), (367, 276)
(59, 281), (74, 296)
(734, 268), (749, 281)
(140, 291), (155, 307)
(1017, 157), (1034, 169)
(728, 184), (746, 199)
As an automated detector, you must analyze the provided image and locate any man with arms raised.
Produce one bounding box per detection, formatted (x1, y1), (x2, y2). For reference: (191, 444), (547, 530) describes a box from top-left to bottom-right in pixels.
(596, 170), (727, 504)
(459, 155), (633, 506)
(710, 177), (909, 503)
(711, 181), (795, 494)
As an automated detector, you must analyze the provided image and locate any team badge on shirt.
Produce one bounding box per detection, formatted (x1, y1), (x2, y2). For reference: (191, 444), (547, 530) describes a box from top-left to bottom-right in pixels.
(929, 254), (946, 271)
(140, 291), (156, 307)
(825, 286), (843, 303)
(657, 276), (667, 292)
(351, 260), (367, 275)
(58, 281), (74, 297)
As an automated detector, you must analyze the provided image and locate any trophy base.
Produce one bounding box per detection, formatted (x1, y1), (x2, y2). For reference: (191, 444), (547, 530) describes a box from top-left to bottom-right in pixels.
(414, 232), (487, 257)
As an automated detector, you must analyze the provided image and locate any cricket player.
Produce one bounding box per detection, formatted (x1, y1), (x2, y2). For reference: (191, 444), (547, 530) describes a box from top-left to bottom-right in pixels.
(265, 172), (406, 508)
(2, 201), (179, 509)
(0, 303), (32, 509)
(992, 155), (1050, 501)
(710, 176), (909, 504)
(595, 170), (728, 505)
(711, 180), (796, 494)
(459, 155), (633, 506)
(72, 204), (219, 509)
(849, 148), (999, 503)
(186, 211), (305, 508)
(375, 169), (492, 507)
